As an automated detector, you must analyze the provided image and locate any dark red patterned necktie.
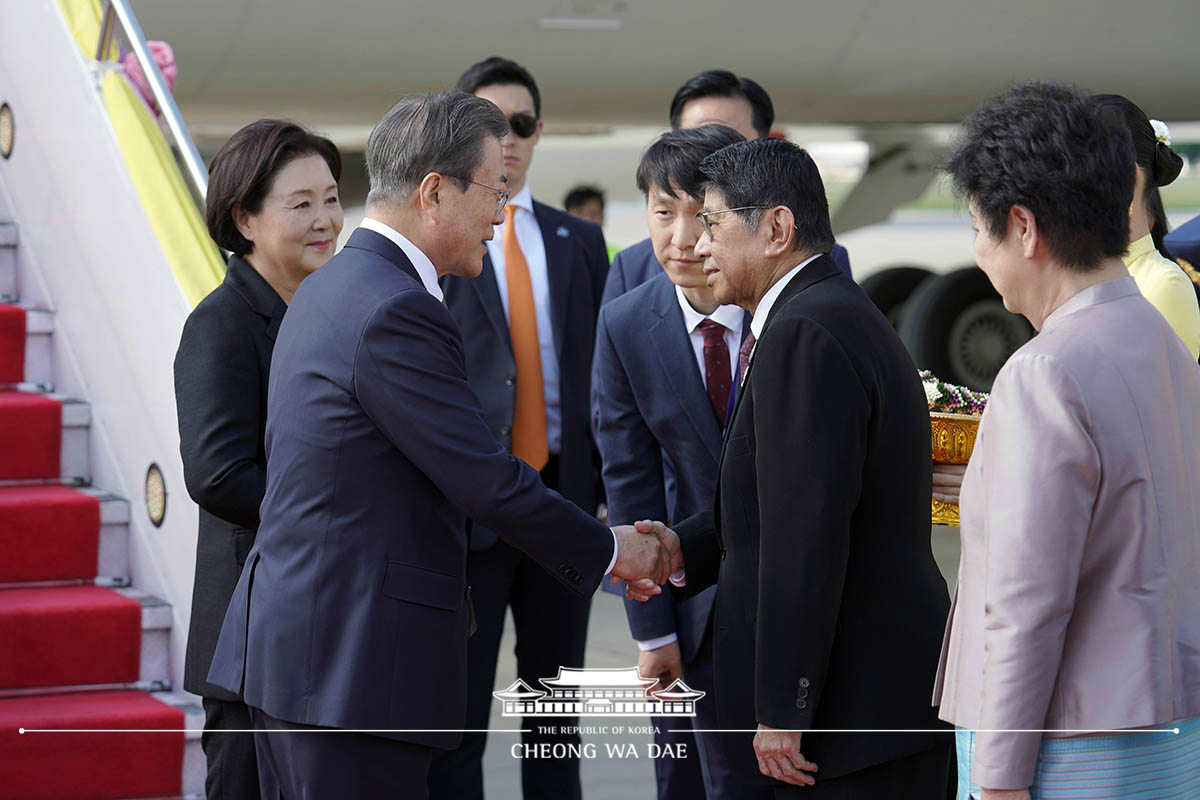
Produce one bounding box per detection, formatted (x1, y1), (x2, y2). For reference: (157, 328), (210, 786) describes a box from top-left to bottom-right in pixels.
(698, 320), (732, 427)
(738, 331), (756, 387)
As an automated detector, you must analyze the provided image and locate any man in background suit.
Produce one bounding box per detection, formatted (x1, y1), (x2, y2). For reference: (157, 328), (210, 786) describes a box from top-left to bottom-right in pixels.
(667, 138), (953, 798)
(431, 58), (611, 800)
(593, 125), (774, 800)
(602, 70), (850, 307)
(206, 91), (678, 799)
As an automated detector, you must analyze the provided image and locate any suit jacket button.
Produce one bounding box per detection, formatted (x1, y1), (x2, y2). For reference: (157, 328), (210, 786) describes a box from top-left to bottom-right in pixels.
(795, 699), (807, 710)
(799, 677), (810, 688)
(559, 564), (569, 574)
(505, 376), (515, 386)
(797, 688), (808, 699)
(500, 425), (511, 437)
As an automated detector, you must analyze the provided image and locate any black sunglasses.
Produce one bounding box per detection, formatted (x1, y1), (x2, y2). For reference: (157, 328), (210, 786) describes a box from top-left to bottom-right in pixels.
(507, 112), (539, 139)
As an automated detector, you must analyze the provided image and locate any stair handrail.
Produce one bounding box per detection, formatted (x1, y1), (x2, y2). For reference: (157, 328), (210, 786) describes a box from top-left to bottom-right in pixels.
(95, 0), (208, 202)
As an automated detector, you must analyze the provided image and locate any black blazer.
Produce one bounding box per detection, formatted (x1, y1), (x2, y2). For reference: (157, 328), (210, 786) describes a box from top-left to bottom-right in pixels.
(206, 229), (613, 749)
(672, 254), (950, 784)
(174, 255), (285, 700)
(441, 200), (608, 548)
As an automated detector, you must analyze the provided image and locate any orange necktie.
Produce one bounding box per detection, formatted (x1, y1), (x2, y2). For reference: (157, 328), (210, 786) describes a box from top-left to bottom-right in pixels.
(504, 205), (549, 471)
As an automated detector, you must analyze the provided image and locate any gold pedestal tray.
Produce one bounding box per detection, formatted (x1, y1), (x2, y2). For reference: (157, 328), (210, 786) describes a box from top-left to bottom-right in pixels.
(930, 412), (980, 526)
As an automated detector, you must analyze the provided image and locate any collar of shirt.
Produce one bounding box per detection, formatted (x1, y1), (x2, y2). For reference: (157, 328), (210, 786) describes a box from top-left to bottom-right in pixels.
(1041, 275), (1139, 334)
(501, 183), (534, 221)
(1123, 232), (1156, 265)
(358, 217), (444, 302)
(750, 252), (823, 340)
(674, 283), (744, 335)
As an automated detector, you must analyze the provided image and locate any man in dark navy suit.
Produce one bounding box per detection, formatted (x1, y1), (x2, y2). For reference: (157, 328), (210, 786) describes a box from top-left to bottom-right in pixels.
(593, 125), (774, 800)
(206, 91), (679, 800)
(430, 58), (612, 800)
(602, 70), (850, 308)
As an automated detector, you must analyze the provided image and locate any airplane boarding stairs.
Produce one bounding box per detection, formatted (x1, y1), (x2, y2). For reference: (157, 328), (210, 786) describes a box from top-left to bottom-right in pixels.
(0, 220), (203, 800)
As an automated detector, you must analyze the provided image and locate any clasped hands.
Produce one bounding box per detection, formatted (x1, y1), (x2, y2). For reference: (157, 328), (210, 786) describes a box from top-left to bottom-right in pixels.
(609, 520), (682, 602)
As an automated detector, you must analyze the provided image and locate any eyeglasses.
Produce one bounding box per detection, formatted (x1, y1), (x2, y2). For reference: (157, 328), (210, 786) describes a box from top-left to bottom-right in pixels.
(507, 113), (539, 139)
(698, 206), (768, 239)
(462, 178), (510, 216)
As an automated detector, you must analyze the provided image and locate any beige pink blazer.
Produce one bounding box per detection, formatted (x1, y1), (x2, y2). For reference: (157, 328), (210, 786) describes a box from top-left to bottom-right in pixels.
(933, 276), (1200, 790)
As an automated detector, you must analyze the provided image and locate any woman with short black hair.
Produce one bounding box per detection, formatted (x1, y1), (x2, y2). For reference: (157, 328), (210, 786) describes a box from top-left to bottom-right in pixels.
(174, 119), (342, 800)
(933, 82), (1200, 800)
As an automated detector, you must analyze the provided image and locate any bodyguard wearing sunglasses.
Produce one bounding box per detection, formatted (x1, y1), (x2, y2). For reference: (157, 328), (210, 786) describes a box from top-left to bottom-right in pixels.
(431, 57), (612, 800)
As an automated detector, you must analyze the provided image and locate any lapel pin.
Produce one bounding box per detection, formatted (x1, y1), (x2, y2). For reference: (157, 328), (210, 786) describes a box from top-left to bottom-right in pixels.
(556, 226), (570, 238)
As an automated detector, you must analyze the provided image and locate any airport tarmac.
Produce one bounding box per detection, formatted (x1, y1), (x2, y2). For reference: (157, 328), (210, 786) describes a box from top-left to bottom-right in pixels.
(478, 524), (963, 799)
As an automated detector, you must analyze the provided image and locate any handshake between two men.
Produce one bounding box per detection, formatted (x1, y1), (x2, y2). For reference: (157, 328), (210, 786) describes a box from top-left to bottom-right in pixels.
(610, 520), (682, 602)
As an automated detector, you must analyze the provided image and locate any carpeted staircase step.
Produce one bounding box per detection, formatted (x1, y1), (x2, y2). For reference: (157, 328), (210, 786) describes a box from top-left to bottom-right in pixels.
(0, 391), (61, 480)
(0, 586), (141, 690)
(0, 302), (25, 383)
(0, 487), (101, 582)
(0, 689), (185, 800)
(0, 392), (90, 483)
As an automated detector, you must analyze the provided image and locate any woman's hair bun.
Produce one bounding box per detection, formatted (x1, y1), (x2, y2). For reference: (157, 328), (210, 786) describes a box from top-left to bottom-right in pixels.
(1154, 141), (1184, 187)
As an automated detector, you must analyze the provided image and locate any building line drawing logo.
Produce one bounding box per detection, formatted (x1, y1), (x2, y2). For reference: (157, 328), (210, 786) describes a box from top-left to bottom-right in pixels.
(493, 666), (705, 717)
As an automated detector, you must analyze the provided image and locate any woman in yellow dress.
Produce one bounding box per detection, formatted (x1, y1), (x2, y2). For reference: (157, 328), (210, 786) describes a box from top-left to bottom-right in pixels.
(1094, 94), (1200, 360)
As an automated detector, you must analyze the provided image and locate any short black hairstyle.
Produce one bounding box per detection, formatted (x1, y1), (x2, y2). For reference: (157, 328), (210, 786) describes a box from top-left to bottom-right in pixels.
(636, 125), (746, 200)
(564, 185), (605, 212)
(698, 138), (834, 255)
(945, 82), (1134, 273)
(206, 119), (342, 257)
(669, 70), (774, 138)
(456, 56), (541, 119)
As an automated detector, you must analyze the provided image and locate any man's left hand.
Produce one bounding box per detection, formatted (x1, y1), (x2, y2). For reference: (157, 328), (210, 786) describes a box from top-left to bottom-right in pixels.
(980, 790), (1031, 800)
(754, 724), (818, 787)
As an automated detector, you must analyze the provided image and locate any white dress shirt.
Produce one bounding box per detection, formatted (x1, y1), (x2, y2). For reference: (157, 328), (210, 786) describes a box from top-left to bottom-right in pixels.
(485, 184), (562, 453)
(359, 219), (619, 573)
(358, 217), (443, 302)
(636, 288), (743, 653)
(749, 253), (823, 341)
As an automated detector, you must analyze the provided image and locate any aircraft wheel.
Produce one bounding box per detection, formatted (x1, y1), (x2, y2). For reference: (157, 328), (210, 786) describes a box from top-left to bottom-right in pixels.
(859, 266), (935, 328)
(898, 267), (1033, 391)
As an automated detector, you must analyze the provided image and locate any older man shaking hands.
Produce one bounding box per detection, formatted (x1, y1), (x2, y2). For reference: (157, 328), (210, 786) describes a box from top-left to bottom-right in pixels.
(204, 91), (680, 800)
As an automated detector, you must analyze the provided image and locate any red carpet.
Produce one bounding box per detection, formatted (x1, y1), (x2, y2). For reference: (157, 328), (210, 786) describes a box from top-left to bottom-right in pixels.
(0, 690), (184, 800)
(0, 488), (100, 582)
(0, 303), (24, 383)
(0, 587), (140, 689)
(0, 391), (61, 479)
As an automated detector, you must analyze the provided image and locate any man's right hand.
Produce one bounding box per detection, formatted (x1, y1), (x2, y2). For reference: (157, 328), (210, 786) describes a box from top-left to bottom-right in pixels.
(610, 520), (683, 594)
(638, 641), (683, 698)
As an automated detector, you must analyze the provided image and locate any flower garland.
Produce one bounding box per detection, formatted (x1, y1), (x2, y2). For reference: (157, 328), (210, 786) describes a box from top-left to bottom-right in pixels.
(919, 370), (988, 415)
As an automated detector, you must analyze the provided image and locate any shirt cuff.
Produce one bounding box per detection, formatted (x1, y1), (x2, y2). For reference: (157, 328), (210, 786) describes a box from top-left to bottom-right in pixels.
(669, 570), (686, 587)
(605, 528), (619, 576)
(636, 633), (679, 651)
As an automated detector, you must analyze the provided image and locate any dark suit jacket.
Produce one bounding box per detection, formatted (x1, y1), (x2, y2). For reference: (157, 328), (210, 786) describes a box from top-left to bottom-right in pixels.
(174, 255), (284, 701)
(441, 200), (608, 549)
(207, 229), (613, 749)
(592, 272), (749, 664)
(672, 254), (950, 784)
(601, 237), (852, 308)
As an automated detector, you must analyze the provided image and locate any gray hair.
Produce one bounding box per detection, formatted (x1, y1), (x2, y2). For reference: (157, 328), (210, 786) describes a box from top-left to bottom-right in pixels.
(365, 91), (509, 208)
